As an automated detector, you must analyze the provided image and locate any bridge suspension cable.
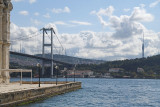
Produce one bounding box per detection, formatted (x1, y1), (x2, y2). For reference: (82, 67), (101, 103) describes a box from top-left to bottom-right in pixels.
(11, 31), (41, 41)
(44, 28), (65, 55)
(54, 33), (64, 50)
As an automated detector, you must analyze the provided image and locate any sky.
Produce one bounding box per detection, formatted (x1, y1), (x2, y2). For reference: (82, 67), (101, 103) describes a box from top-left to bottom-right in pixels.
(10, 0), (160, 61)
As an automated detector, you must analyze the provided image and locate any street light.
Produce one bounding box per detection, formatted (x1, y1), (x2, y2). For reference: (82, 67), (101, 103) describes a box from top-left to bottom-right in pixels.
(74, 64), (76, 82)
(55, 65), (59, 85)
(64, 67), (68, 83)
(37, 63), (41, 87)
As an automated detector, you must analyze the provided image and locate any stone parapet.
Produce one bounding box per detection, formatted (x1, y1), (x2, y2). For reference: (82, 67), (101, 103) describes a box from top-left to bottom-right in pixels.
(0, 82), (82, 106)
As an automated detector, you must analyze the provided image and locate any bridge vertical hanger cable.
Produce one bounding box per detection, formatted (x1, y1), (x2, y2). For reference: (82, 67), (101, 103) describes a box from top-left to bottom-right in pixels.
(10, 31), (41, 54)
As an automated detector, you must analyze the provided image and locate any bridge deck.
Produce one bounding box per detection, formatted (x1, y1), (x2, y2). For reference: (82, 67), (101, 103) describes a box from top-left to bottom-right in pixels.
(10, 51), (73, 66)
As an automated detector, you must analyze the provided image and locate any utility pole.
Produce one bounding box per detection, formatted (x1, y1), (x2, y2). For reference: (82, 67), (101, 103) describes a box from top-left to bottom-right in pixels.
(41, 28), (55, 78)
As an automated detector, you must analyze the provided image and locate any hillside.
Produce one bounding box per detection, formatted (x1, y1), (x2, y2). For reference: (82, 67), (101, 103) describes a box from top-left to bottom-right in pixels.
(10, 53), (160, 78)
(10, 54), (105, 66)
(77, 54), (160, 78)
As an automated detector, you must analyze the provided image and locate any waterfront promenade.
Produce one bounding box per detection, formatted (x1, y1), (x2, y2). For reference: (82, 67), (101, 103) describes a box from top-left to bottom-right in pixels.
(0, 81), (81, 106)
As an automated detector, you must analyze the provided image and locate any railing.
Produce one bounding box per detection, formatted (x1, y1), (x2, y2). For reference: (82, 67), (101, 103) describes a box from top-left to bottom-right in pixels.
(1, 69), (32, 85)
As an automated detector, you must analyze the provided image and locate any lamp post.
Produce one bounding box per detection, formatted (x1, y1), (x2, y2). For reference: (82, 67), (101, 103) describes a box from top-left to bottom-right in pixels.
(74, 64), (76, 82)
(37, 63), (41, 87)
(64, 67), (68, 83)
(55, 65), (59, 85)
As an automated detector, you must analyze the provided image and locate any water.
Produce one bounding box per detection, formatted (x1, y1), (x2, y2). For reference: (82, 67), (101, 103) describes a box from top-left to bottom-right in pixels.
(13, 78), (160, 107)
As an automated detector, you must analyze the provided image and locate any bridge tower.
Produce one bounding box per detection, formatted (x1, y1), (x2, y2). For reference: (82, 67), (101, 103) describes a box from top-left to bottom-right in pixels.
(0, 0), (13, 84)
(42, 28), (55, 78)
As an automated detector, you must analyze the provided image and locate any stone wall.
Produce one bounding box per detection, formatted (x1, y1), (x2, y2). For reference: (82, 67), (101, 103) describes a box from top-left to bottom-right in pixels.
(0, 82), (81, 106)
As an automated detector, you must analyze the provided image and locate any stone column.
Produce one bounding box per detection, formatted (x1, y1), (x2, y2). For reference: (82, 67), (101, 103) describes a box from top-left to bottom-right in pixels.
(2, 43), (10, 83)
(0, 1), (4, 83)
(1, 0), (12, 84)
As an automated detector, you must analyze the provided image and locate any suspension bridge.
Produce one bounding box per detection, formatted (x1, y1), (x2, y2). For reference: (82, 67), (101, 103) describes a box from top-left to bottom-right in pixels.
(10, 27), (73, 77)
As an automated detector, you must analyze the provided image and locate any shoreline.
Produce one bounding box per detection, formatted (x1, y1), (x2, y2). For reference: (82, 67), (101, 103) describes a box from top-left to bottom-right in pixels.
(0, 81), (81, 106)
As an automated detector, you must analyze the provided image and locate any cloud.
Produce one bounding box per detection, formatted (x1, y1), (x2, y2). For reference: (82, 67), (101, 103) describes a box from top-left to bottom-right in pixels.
(150, 0), (160, 8)
(97, 15), (109, 27)
(52, 6), (70, 14)
(12, 0), (23, 2)
(130, 7), (154, 22)
(53, 21), (76, 27)
(53, 21), (92, 27)
(29, 0), (36, 4)
(90, 6), (114, 27)
(123, 8), (130, 12)
(34, 12), (39, 16)
(43, 13), (50, 18)
(90, 10), (96, 15)
(19, 11), (29, 16)
(54, 21), (67, 25)
(30, 19), (42, 26)
(90, 6), (114, 16)
(10, 23), (40, 54)
(110, 15), (143, 39)
(70, 30), (160, 60)
(70, 21), (92, 26)
(44, 23), (59, 34)
(12, 0), (36, 3)
(91, 6), (154, 39)
(64, 7), (70, 13)
(10, 5), (159, 61)
(10, 23), (160, 60)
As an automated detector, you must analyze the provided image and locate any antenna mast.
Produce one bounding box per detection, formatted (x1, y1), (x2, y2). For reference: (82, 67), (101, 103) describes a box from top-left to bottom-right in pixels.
(142, 31), (144, 58)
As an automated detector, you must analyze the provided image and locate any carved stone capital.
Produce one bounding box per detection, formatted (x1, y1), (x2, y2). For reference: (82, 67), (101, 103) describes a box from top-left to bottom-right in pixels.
(0, 3), (4, 8)
(3, 41), (10, 46)
(3, 0), (13, 12)
(0, 4), (4, 13)
(0, 40), (3, 44)
(0, 0), (3, 4)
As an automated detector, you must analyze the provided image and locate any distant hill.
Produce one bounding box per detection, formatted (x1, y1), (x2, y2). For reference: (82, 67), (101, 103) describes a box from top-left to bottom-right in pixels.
(10, 54), (105, 66)
(79, 54), (160, 72)
(10, 52), (160, 78)
(77, 54), (160, 78)
(36, 54), (105, 64)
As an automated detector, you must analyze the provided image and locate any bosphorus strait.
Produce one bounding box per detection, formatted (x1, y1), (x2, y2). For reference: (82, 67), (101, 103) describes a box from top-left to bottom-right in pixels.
(19, 78), (160, 107)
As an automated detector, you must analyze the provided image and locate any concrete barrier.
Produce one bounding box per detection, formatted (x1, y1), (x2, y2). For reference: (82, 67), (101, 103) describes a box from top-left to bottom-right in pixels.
(0, 81), (81, 106)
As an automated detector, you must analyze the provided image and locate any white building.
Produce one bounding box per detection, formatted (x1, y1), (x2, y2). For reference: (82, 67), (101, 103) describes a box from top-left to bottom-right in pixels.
(137, 67), (144, 72)
(109, 68), (123, 72)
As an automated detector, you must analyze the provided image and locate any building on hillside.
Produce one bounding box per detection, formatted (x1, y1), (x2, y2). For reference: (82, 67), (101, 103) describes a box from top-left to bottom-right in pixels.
(63, 70), (94, 78)
(137, 67), (144, 72)
(109, 68), (124, 72)
(102, 73), (113, 78)
(123, 76), (131, 78)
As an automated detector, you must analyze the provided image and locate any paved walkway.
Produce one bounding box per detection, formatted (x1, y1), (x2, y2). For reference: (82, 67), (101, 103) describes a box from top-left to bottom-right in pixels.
(0, 83), (60, 93)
